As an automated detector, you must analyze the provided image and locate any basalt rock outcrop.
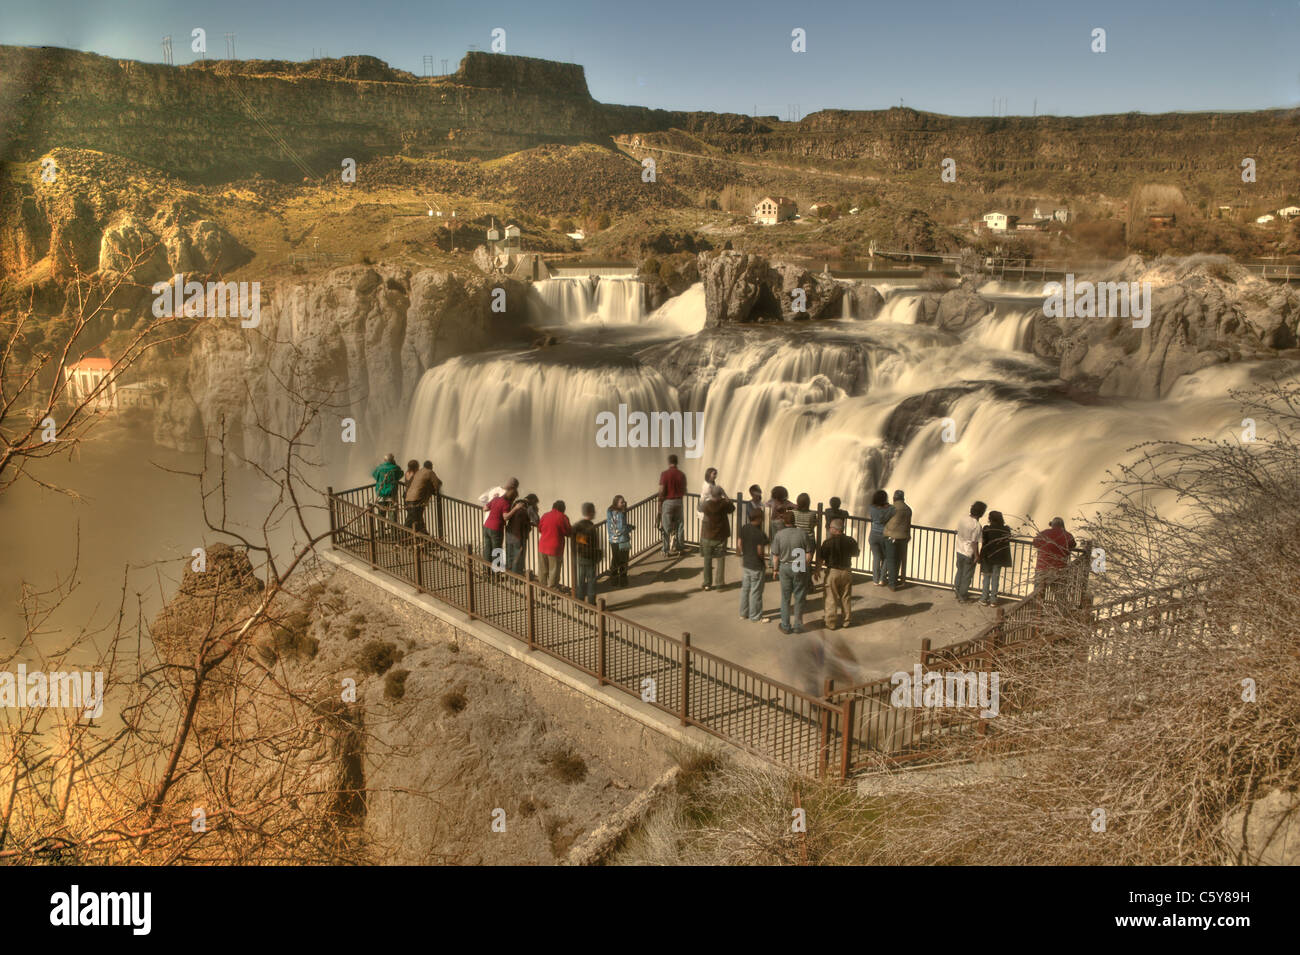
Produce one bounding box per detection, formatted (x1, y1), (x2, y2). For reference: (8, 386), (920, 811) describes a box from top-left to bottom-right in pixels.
(697, 250), (844, 326)
(153, 265), (535, 466)
(1028, 256), (1300, 399)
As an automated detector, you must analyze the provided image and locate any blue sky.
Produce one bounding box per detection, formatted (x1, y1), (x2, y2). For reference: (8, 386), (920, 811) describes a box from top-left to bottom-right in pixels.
(1, 0), (1297, 116)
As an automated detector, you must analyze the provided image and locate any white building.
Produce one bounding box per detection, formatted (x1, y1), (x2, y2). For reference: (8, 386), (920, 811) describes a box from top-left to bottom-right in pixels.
(62, 358), (116, 411)
(1256, 214), (1276, 225)
(982, 211), (1020, 233)
(753, 196), (797, 225)
(1277, 206), (1300, 220)
(1033, 205), (1071, 224)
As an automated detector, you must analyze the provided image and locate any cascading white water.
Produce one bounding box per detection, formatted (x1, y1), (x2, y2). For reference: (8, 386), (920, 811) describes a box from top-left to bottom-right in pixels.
(875, 291), (924, 324)
(399, 279), (1300, 531)
(530, 275), (646, 326)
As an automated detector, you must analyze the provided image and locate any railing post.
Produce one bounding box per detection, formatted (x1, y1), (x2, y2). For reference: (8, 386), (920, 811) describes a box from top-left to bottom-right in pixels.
(327, 486), (336, 550)
(839, 696), (855, 780)
(525, 572), (536, 650)
(465, 543), (476, 618)
(413, 535), (424, 593)
(815, 502), (824, 545)
(919, 637), (931, 669)
(818, 678), (833, 779)
(597, 598), (608, 686)
(434, 492), (444, 540)
(367, 509), (378, 569)
(679, 631), (691, 726)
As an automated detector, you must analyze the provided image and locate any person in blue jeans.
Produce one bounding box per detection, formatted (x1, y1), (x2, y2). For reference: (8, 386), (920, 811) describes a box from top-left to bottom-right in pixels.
(737, 508), (769, 621)
(605, 494), (631, 587)
(979, 510), (1013, 606)
(571, 502), (601, 604)
(771, 512), (809, 633)
(867, 489), (895, 585)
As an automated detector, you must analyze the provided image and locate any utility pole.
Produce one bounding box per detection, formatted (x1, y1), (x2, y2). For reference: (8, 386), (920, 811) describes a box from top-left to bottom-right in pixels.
(161, 35), (173, 66)
(423, 54), (433, 76)
(441, 58), (449, 75)
(224, 32), (236, 59)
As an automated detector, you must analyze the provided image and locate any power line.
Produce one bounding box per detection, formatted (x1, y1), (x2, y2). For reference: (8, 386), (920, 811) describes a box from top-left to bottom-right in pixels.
(224, 32), (236, 59)
(160, 35), (173, 66)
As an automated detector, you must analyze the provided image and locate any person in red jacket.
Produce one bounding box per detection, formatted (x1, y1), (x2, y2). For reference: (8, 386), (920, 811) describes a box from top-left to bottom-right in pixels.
(537, 500), (572, 590)
(1032, 517), (1077, 608)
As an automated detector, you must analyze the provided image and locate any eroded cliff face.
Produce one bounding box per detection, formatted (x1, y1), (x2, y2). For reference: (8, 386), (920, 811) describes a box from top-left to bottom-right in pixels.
(692, 250), (1300, 399)
(0, 47), (689, 182)
(154, 265), (535, 469)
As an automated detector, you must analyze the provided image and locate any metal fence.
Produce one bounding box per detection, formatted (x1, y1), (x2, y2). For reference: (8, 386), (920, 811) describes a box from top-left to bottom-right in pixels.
(327, 483), (1110, 776)
(327, 487), (846, 776)
(684, 492), (1042, 599)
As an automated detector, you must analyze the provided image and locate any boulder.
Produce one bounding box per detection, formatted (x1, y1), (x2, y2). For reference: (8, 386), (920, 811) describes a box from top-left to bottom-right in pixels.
(698, 250), (770, 326)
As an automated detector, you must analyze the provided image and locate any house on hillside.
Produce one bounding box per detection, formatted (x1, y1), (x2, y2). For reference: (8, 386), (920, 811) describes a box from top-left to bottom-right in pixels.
(981, 211), (1019, 233)
(1016, 217), (1049, 233)
(753, 196), (798, 225)
(1033, 205), (1072, 224)
(809, 202), (837, 220)
(1277, 206), (1300, 220)
(1146, 212), (1177, 229)
(1256, 213), (1276, 225)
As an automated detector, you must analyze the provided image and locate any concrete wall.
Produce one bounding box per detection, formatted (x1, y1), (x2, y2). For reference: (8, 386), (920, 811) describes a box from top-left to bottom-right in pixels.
(325, 551), (720, 788)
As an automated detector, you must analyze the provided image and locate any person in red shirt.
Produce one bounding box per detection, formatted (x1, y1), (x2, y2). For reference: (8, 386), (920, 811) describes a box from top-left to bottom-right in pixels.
(657, 454), (687, 556)
(537, 500), (571, 589)
(483, 489), (514, 562)
(1032, 516), (1077, 609)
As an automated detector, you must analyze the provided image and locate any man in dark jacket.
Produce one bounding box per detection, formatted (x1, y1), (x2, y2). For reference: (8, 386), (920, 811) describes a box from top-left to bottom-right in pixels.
(816, 519), (860, 629)
(884, 489), (913, 591)
(404, 460), (441, 533)
(699, 485), (735, 591)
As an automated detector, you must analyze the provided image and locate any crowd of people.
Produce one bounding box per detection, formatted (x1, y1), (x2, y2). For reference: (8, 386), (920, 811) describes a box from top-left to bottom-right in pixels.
(368, 452), (1080, 631)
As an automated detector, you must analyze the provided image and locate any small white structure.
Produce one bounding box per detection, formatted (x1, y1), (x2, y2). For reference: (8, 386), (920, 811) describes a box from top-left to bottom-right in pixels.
(565, 229), (585, 241)
(1032, 205), (1070, 223)
(982, 211), (1020, 233)
(753, 196), (797, 225)
(1256, 214), (1276, 225)
(1277, 206), (1300, 220)
(62, 358), (115, 411)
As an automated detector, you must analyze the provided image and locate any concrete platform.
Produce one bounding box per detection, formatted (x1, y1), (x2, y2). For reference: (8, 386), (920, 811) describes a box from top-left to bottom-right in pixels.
(603, 548), (1000, 697)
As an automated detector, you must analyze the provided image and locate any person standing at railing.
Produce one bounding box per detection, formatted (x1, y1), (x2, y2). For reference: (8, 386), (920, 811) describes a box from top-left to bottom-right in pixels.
(503, 492), (538, 574)
(824, 496), (849, 530)
(404, 460), (441, 534)
(657, 454), (686, 556)
(737, 507), (769, 623)
(771, 507), (809, 634)
(884, 490), (912, 591)
(764, 486), (789, 532)
(606, 495), (631, 587)
(954, 500), (987, 603)
(537, 500), (571, 590)
(698, 467), (729, 585)
(1032, 517), (1076, 610)
(572, 503), (601, 604)
(478, 477), (519, 562)
(698, 485), (735, 592)
(741, 484), (765, 535)
(816, 519), (860, 630)
(867, 489), (895, 586)
(979, 511), (1013, 607)
(791, 493), (818, 545)
(371, 453), (403, 523)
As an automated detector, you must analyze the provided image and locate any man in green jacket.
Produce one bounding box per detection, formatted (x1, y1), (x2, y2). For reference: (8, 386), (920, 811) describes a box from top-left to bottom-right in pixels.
(372, 453), (403, 521)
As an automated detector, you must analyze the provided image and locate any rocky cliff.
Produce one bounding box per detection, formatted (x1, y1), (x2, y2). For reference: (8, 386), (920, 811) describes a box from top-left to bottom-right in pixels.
(154, 264), (535, 466)
(691, 249), (1300, 399)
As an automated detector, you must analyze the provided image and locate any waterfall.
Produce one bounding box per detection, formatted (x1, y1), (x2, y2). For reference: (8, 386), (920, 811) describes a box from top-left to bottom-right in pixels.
(529, 275), (646, 326)
(398, 297), (1300, 529)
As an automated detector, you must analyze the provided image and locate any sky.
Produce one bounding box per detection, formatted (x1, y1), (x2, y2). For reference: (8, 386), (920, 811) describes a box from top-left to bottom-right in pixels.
(1, 0), (1297, 117)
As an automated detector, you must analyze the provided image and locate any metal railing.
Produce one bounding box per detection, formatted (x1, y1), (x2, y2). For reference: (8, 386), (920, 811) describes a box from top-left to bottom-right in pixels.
(327, 483), (1119, 776)
(684, 491), (1043, 599)
(327, 488), (846, 776)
